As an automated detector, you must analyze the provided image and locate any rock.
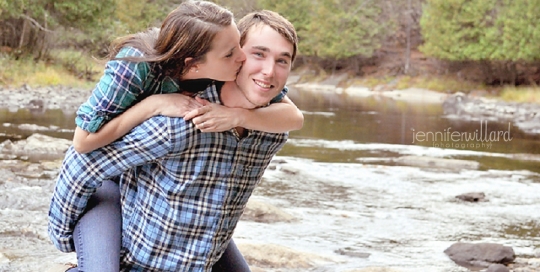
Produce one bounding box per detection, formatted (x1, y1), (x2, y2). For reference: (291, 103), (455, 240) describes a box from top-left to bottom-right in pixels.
(241, 199), (295, 223)
(345, 268), (402, 272)
(0, 251), (10, 265)
(237, 243), (336, 269)
(394, 155), (480, 170)
(0, 133), (72, 161)
(441, 93), (540, 136)
(335, 248), (370, 258)
(487, 263), (510, 272)
(444, 242), (515, 269)
(280, 164), (301, 175)
(456, 192), (487, 202)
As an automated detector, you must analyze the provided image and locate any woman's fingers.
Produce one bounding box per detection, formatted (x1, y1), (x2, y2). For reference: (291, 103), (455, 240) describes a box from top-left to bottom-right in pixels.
(184, 105), (209, 121)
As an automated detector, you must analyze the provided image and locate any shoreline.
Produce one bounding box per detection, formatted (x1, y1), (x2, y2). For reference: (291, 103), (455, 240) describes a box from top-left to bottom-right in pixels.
(1, 82), (540, 136)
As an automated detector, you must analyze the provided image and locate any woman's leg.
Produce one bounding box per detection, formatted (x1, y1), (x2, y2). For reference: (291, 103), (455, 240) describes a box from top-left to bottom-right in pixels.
(65, 179), (248, 272)
(211, 239), (251, 272)
(70, 180), (122, 272)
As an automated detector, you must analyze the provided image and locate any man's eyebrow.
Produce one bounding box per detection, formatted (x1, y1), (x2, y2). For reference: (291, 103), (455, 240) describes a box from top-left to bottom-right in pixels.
(252, 45), (292, 59)
(280, 52), (292, 59)
(252, 45), (270, 52)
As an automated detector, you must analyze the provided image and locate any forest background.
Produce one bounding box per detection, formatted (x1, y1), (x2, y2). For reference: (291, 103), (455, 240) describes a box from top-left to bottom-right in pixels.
(1, 0), (540, 103)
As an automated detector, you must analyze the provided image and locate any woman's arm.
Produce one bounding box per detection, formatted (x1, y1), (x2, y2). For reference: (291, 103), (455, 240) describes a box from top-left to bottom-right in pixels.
(73, 93), (202, 153)
(74, 93), (303, 153)
(184, 95), (304, 133)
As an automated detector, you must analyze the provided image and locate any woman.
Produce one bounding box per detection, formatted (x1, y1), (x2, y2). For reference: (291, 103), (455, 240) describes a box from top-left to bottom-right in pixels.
(49, 1), (302, 271)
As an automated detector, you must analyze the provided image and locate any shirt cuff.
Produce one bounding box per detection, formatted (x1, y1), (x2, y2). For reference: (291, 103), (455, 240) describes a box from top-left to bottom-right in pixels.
(75, 115), (106, 133)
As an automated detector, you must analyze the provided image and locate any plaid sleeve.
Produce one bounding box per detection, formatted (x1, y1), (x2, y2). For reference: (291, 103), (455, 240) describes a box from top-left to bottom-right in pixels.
(48, 117), (173, 252)
(75, 47), (151, 133)
(269, 85), (289, 104)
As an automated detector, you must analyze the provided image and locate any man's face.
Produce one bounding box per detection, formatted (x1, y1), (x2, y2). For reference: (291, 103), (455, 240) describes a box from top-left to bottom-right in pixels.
(234, 24), (294, 108)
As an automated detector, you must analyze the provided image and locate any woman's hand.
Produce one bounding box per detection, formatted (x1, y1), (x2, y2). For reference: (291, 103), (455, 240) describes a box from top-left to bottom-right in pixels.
(184, 97), (243, 132)
(153, 93), (204, 118)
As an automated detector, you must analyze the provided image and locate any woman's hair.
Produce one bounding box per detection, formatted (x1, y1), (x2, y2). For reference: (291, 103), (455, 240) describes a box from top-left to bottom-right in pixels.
(108, 0), (234, 79)
(237, 10), (298, 63)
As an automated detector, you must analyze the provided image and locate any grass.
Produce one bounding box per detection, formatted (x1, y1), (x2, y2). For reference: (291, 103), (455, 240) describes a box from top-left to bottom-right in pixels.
(0, 49), (102, 89)
(346, 74), (485, 93)
(499, 86), (540, 104)
(394, 75), (486, 93)
(2, 52), (540, 105)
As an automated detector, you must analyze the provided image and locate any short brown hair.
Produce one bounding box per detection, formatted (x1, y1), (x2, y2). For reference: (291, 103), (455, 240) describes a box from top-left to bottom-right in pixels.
(237, 10), (298, 63)
(109, 1), (234, 79)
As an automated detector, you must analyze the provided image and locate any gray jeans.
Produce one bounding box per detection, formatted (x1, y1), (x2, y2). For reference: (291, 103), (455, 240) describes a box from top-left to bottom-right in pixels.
(68, 180), (250, 272)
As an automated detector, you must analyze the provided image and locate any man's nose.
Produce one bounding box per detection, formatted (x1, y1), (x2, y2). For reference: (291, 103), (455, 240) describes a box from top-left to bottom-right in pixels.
(261, 59), (275, 76)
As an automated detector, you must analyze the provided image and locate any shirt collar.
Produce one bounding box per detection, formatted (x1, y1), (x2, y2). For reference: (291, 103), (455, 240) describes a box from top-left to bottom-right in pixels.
(197, 81), (225, 105)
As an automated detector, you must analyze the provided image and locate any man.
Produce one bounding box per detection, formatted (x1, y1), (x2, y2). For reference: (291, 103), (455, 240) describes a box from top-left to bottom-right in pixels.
(48, 10), (298, 272)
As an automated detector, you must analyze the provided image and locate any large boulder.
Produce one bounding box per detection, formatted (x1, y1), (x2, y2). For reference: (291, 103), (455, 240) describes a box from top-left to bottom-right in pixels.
(241, 199), (295, 223)
(444, 242), (515, 269)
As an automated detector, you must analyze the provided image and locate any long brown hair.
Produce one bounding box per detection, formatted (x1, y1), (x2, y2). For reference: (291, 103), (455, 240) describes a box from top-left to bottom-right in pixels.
(108, 1), (234, 79)
(237, 10), (298, 63)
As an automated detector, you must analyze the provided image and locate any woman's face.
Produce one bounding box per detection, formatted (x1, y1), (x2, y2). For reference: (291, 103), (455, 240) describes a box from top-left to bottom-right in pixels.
(195, 22), (246, 82)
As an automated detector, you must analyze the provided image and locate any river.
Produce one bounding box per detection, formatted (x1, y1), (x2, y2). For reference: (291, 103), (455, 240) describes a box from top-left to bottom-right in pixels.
(0, 86), (539, 271)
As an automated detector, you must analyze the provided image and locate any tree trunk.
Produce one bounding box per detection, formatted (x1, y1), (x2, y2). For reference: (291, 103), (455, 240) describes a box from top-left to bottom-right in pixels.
(404, 0), (412, 74)
(19, 15), (28, 49)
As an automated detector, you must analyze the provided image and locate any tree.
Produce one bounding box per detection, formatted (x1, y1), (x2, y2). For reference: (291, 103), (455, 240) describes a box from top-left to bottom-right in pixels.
(420, 0), (540, 84)
(0, 0), (115, 58)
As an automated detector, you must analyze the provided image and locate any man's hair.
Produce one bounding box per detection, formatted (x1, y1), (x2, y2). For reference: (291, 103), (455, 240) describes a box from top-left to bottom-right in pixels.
(237, 10), (298, 63)
(108, 0), (234, 79)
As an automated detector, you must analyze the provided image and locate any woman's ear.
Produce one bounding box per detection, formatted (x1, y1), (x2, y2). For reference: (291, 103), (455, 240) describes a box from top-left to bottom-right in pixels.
(185, 57), (199, 73)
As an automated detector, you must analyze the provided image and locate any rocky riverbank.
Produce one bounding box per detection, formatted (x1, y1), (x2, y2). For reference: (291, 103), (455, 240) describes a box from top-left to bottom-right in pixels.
(2, 83), (540, 138)
(1, 84), (540, 271)
(1, 133), (540, 271)
(0, 85), (91, 114)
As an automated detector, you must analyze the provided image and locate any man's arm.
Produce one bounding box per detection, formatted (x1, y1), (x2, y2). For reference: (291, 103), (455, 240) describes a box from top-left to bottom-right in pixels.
(48, 117), (173, 252)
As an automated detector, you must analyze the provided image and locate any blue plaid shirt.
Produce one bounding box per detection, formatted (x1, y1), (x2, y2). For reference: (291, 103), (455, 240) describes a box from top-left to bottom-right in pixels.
(76, 46), (286, 133)
(48, 83), (289, 271)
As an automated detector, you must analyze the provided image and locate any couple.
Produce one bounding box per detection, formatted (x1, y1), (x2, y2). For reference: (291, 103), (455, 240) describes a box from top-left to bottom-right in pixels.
(48, 1), (301, 271)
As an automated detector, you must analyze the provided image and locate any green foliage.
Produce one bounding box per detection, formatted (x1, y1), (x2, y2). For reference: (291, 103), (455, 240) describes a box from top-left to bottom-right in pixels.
(493, 0), (540, 61)
(0, 0), (114, 29)
(54, 0), (115, 29)
(113, 0), (170, 34)
(421, 0), (540, 62)
(311, 0), (387, 59)
(258, 0), (389, 60)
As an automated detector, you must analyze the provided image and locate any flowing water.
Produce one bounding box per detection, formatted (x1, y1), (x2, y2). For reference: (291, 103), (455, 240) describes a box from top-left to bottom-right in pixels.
(0, 87), (539, 271)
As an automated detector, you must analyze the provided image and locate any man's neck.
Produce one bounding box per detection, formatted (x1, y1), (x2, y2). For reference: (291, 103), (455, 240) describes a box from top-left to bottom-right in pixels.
(220, 81), (257, 109)
(219, 81), (254, 137)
